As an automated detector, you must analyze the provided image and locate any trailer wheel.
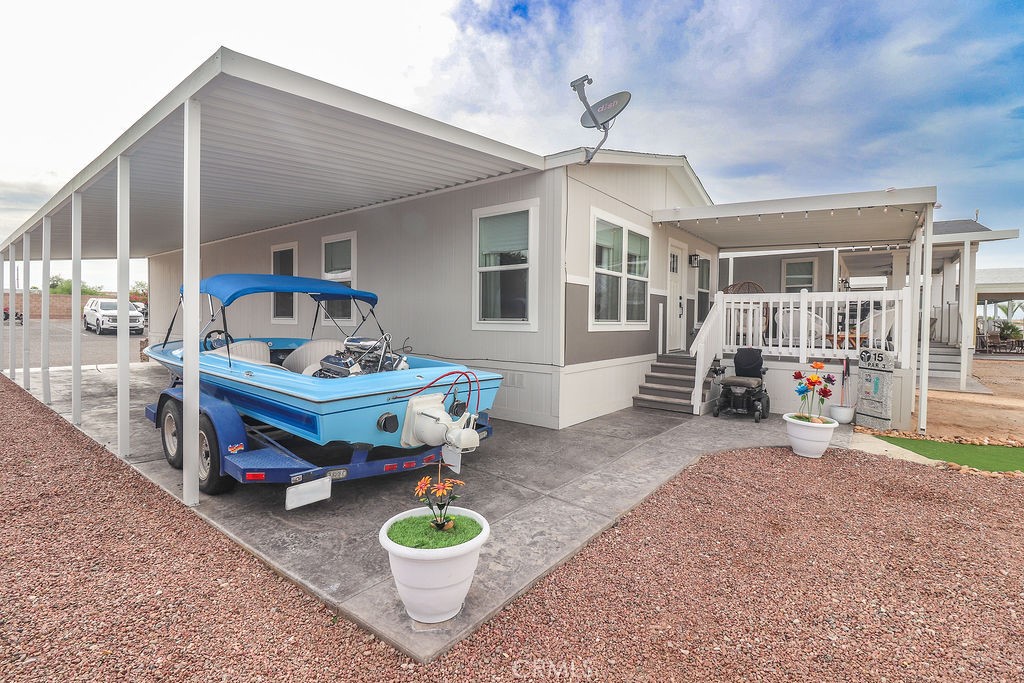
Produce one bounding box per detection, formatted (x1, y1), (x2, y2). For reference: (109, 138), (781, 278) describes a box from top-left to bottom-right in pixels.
(159, 400), (183, 469)
(198, 414), (236, 495)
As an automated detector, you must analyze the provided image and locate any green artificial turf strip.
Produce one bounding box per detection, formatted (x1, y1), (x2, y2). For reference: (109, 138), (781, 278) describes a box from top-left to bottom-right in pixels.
(386, 515), (483, 549)
(878, 436), (1024, 472)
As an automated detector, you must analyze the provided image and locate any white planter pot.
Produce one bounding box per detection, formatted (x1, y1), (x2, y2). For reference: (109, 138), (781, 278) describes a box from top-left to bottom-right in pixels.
(379, 506), (490, 623)
(783, 413), (838, 458)
(829, 405), (856, 424)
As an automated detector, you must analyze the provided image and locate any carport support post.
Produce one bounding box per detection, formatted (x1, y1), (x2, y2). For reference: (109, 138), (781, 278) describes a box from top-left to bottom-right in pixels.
(8, 243), (16, 380)
(958, 240), (972, 391)
(41, 217), (51, 404)
(182, 98), (201, 507)
(0, 249), (5, 377)
(21, 231), (30, 390)
(71, 191), (82, 425)
(918, 205), (934, 433)
(117, 155), (131, 459)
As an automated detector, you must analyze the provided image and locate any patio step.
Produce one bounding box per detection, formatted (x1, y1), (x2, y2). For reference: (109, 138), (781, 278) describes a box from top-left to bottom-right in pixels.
(632, 394), (694, 413)
(634, 354), (711, 413)
(650, 362), (695, 376)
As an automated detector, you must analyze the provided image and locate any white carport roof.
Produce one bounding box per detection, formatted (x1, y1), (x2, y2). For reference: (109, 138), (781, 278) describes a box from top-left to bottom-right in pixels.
(652, 187), (937, 250)
(1, 47), (545, 259)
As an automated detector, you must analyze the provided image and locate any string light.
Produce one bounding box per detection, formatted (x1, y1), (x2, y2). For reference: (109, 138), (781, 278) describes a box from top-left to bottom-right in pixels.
(804, 211), (808, 219)
(757, 214), (761, 221)
(857, 208), (861, 216)
(780, 213), (785, 219)
(884, 205), (888, 213)
(830, 209), (834, 217)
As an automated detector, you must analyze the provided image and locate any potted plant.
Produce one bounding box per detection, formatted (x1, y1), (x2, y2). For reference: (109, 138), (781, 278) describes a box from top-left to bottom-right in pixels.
(378, 463), (490, 623)
(783, 361), (839, 458)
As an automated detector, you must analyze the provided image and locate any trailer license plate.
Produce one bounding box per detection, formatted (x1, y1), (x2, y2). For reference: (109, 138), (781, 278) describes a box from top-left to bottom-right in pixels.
(285, 477), (332, 510)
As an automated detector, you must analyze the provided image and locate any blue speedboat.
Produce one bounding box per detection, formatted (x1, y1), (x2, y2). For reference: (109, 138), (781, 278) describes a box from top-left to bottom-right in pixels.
(144, 274), (502, 508)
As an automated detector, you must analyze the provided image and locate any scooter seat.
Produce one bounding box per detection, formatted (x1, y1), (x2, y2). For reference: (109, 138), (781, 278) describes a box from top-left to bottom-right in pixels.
(721, 376), (763, 389)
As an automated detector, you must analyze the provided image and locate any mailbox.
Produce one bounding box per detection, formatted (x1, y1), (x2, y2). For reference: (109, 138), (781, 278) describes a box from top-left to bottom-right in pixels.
(856, 348), (895, 430)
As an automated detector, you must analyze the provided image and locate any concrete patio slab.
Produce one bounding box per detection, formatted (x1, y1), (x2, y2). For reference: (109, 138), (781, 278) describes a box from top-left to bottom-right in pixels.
(21, 362), (852, 662)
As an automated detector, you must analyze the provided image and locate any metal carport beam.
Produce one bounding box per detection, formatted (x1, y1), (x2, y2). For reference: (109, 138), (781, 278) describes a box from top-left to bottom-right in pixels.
(71, 192), (82, 425)
(41, 217), (51, 404)
(8, 243), (15, 379)
(21, 231), (30, 390)
(117, 155), (131, 459)
(182, 98), (201, 507)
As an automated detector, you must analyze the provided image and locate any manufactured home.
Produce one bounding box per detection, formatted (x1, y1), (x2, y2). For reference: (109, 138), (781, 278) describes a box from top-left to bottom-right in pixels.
(2, 49), (1017, 499)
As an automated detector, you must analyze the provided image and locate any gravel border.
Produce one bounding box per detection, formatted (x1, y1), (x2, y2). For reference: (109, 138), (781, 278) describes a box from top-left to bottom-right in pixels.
(2, 374), (1022, 681)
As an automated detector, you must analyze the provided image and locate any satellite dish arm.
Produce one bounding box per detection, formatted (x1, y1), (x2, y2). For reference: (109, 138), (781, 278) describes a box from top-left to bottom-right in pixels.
(570, 75), (602, 130)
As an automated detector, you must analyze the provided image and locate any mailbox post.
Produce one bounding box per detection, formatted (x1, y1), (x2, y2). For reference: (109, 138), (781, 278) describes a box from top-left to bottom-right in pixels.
(856, 348), (895, 430)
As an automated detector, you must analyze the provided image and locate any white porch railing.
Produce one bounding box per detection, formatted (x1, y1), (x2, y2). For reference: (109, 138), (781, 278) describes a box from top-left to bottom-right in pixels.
(689, 292), (724, 412)
(688, 288), (912, 415)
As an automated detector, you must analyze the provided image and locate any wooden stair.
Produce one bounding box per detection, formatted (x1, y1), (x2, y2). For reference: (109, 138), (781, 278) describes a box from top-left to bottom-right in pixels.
(632, 353), (712, 413)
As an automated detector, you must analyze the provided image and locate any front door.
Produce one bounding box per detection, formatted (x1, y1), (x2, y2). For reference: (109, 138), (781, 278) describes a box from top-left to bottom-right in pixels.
(668, 243), (686, 351)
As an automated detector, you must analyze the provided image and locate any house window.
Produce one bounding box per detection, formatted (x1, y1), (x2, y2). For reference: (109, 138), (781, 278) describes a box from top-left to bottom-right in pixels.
(322, 232), (356, 322)
(782, 258), (817, 293)
(696, 257), (711, 322)
(472, 198), (540, 332)
(590, 210), (650, 329)
(271, 242), (297, 323)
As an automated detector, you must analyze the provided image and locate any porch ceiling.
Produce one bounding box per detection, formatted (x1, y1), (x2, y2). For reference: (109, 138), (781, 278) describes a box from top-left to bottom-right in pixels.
(3, 48), (544, 260)
(653, 187), (936, 250)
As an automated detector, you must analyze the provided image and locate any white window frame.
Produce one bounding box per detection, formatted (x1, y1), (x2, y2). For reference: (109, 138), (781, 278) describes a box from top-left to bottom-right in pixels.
(271, 241), (298, 324)
(781, 257), (818, 293)
(471, 198), (540, 332)
(321, 231), (357, 324)
(588, 208), (652, 332)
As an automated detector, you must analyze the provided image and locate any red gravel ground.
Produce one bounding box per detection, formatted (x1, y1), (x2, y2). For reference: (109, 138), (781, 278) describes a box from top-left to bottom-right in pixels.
(2, 374), (1022, 682)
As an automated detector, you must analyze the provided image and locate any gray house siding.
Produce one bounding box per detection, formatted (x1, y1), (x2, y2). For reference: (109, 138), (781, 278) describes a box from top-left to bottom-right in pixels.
(150, 169), (566, 427)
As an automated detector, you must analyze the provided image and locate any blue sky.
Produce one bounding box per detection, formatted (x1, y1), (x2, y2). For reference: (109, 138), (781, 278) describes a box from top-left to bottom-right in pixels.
(0, 0), (1021, 288)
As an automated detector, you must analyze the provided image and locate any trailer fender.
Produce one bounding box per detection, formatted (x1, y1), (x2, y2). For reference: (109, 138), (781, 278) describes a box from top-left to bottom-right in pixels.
(157, 388), (249, 458)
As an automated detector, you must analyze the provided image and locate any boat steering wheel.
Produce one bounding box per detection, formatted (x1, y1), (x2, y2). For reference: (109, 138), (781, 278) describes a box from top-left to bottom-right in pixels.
(203, 329), (234, 350)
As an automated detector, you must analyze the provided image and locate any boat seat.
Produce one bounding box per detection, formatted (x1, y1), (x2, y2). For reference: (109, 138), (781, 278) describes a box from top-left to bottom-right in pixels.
(282, 338), (346, 375)
(208, 339), (272, 364)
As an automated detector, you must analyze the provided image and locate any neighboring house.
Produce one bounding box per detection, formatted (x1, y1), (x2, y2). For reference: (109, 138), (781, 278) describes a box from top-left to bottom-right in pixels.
(2, 47), (1017, 446)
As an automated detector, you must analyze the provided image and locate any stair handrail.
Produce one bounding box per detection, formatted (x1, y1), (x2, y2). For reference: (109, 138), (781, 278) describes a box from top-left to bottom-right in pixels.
(688, 291), (724, 414)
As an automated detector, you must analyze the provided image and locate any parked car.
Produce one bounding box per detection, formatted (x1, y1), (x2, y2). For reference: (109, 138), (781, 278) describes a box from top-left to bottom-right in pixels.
(132, 301), (148, 319)
(83, 298), (145, 335)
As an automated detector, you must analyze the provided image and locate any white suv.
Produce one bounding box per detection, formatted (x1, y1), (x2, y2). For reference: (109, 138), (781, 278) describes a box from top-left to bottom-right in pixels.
(83, 298), (145, 335)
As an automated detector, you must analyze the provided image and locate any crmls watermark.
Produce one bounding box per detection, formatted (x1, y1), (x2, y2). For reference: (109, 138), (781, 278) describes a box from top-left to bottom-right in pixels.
(510, 657), (595, 680)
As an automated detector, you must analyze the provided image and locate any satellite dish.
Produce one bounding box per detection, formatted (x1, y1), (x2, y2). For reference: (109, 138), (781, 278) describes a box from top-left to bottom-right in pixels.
(570, 75), (632, 164)
(580, 91), (631, 128)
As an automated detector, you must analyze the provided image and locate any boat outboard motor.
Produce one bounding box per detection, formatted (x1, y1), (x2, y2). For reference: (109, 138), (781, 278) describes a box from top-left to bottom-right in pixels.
(399, 394), (480, 473)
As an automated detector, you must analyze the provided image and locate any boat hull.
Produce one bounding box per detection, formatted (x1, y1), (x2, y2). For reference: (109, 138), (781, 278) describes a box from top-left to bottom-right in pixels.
(144, 339), (502, 448)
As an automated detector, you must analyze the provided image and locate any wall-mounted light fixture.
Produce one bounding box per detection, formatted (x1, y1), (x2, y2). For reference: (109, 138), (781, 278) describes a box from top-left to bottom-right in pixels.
(688, 254), (701, 268)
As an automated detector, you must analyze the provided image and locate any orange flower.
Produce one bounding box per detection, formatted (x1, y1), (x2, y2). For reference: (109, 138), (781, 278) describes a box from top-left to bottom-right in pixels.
(431, 480), (453, 497)
(810, 361), (825, 370)
(414, 476), (432, 497)
(446, 478), (466, 487)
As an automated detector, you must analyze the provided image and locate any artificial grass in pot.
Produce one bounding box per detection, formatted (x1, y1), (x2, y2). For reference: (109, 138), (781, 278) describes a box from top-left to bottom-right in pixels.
(387, 515), (483, 549)
(878, 436), (1024, 472)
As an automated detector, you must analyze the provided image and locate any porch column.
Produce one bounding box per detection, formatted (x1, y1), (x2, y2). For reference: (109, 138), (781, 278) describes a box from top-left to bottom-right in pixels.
(41, 217), (51, 404)
(890, 251), (908, 292)
(728, 257), (734, 285)
(832, 249), (839, 292)
(21, 231), (30, 390)
(941, 258), (956, 343)
(72, 191), (82, 425)
(8, 243), (16, 380)
(182, 98), (202, 507)
(117, 155), (131, 459)
(918, 206), (934, 433)
(907, 230), (921, 398)
(959, 240), (972, 390)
